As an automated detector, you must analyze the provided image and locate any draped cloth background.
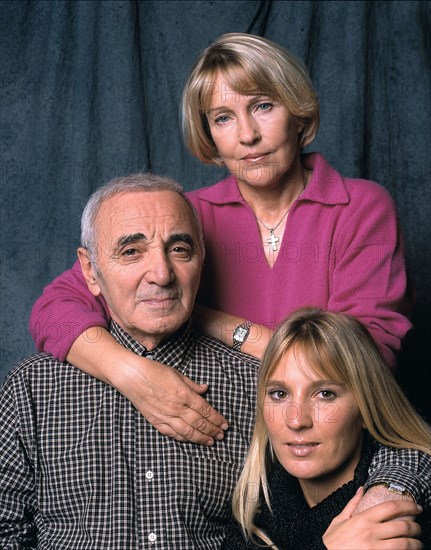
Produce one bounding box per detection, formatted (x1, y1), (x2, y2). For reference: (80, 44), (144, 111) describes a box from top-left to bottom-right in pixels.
(1, 0), (430, 421)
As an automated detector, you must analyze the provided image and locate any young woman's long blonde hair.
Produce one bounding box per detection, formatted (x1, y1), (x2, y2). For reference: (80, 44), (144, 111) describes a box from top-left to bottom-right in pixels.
(232, 307), (431, 547)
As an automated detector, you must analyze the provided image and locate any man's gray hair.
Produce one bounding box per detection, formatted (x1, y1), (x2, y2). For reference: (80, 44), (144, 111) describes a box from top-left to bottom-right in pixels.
(81, 172), (204, 263)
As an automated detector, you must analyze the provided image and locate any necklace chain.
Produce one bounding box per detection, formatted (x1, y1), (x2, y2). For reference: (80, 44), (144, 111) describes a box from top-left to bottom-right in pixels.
(255, 206), (290, 234)
(255, 172), (307, 252)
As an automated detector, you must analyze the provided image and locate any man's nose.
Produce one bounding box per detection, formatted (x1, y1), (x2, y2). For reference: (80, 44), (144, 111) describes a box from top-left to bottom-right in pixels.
(144, 248), (174, 286)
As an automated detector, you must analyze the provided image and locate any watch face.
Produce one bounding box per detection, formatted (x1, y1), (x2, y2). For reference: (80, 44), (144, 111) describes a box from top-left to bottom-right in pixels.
(235, 327), (248, 342)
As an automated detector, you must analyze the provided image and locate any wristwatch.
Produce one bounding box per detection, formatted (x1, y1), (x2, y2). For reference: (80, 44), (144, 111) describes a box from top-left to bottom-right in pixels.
(372, 482), (413, 498)
(232, 321), (253, 351)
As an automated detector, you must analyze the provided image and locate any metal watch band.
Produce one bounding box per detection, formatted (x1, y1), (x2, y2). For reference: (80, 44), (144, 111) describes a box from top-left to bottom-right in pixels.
(370, 482), (412, 498)
(386, 482), (410, 496)
(232, 320), (253, 351)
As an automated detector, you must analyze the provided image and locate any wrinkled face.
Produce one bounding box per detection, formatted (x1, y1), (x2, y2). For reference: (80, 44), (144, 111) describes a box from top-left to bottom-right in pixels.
(205, 71), (304, 194)
(263, 347), (364, 505)
(79, 191), (203, 350)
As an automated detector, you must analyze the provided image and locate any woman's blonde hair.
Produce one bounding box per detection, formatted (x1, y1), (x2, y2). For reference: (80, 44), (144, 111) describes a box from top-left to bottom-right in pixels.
(181, 33), (320, 166)
(232, 307), (431, 547)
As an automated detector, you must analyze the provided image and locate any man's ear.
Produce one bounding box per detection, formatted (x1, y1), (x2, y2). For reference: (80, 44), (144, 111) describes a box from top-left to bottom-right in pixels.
(77, 247), (102, 297)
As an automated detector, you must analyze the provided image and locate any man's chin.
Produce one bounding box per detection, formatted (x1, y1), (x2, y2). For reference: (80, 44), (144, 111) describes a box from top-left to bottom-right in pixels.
(126, 312), (189, 347)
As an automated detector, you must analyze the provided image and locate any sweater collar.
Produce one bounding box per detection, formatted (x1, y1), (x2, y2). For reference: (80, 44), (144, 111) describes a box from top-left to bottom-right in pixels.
(195, 153), (350, 207)
(253, 435), (375, 549)
(268, 432), (374, 511)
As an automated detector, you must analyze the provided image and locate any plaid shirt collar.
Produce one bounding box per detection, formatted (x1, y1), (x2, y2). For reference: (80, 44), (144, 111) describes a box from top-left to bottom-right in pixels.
(109, 319), (194, 374)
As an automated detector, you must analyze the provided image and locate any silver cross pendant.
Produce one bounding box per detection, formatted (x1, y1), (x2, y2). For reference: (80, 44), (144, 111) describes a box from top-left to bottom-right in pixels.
(267, 231), (279, 252)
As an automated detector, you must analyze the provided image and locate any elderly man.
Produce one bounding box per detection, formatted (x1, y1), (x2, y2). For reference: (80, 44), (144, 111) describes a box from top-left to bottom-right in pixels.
(0, 173), (426, 549)
(0, 174), (259, 548)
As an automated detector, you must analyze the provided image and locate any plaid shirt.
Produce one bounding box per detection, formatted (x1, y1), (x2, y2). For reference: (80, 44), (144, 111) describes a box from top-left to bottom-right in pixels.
(1, 322), (430, 549)
(0, 322), (259, 549)
(366, 444), (431, 507)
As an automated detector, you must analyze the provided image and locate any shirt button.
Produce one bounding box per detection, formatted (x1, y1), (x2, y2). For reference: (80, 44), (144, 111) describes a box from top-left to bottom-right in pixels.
(148, 532), (157, 543)
(145, 470), (154, 481)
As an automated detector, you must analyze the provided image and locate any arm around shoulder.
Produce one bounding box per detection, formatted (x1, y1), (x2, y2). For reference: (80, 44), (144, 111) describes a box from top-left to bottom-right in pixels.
(30, 258), (228, 446)
(68, 327), (228, 446)
(364, 443), (431, 508)
(29, 259), (110, 360)
(193, 304), (272, 359)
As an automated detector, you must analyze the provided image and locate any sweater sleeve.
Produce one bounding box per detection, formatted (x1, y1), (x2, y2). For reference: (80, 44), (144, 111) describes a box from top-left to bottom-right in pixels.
(29, 259), (110, 361)
(328, 186), (413, 369)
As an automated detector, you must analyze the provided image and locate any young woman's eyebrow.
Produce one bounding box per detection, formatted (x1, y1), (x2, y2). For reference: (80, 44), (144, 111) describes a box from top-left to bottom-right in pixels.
(265, 379), (341, 389)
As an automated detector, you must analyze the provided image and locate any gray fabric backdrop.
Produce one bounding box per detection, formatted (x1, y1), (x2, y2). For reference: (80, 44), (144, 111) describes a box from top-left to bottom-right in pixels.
(1, 0), (430, 421)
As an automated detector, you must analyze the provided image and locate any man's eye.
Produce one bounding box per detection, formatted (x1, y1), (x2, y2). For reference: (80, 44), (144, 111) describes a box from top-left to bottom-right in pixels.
(171, 246), (192, 258)
(122, 248), (138, 256)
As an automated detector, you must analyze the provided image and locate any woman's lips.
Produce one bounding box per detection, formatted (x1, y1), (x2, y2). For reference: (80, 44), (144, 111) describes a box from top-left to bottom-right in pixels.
(286, 442), (320, 457)
(240, 152), (270, 163)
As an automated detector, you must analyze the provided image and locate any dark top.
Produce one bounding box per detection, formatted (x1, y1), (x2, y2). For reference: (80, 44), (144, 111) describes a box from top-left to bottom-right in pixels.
(222, 438), (374, 550)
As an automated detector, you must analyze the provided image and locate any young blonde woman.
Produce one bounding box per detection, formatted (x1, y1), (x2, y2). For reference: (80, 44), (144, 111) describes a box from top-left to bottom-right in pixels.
(223, 308), (431, 549)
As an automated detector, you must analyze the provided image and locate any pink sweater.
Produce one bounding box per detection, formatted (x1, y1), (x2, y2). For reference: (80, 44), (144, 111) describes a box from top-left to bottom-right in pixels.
(30, 154), (412, 367)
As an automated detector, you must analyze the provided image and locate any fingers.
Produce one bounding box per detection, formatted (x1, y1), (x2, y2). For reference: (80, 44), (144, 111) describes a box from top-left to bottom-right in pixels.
(379, 517), (422, 540)
(366, 500), (422, 523)
(179, 374), (229, 428)
(135, 369), (229, 445)
(387, 541), (423, 549)
(376, 540), (423, 550)
(154, 417), (221, 446)
(119, 356), (229, 445)
(187, 381), (210, 395)
(151, 405), (227, 446)
(323, 499), (423, 550)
